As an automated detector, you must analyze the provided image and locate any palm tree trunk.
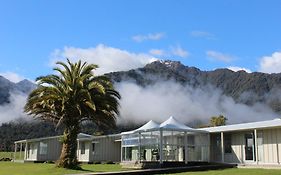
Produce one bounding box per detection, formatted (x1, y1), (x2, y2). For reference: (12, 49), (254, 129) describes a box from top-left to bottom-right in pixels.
(56, 126), (81, 169)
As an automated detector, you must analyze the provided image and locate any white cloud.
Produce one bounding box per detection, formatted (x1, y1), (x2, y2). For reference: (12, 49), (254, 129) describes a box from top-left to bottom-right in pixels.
(227, 66), (252, 73)
(0, 93), (29, 124)
(117, 81), (278, 124)
(206, 50), (235, 63)
(190, 31), (215, 39)
(132, 32), (165, 42)
(259, 52), (281, 73)
(149, 49), (166, 56)
(171, 45), (189, 58)
(0, 72), (25, 83)
(50, 44), (158, 75)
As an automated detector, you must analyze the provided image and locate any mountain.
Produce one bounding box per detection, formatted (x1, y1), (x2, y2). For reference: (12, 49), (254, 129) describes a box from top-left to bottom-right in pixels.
(1, 61), (281, 112)
(0, 76), (36, 104)
(106, 60), (281, 113)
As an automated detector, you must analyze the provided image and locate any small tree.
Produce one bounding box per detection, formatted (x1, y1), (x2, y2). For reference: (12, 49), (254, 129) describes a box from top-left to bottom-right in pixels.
(210, 115), (227, 127)
(24, 59), (120, 169)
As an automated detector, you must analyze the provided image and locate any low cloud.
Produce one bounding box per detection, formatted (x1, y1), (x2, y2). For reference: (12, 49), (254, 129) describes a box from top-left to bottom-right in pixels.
(116, 81), (278, 125)
(149, 49), (166, 56)
(190, 31), (216, 40)
(259, 51), (281, 73)
(227, 66), (252, 73)
(206, 50), (235, 63)
(50, 44), (158, 75)
(0, 92), (28, 124)
(132, 32), (165, 42)
(0, 72), (25, 83)
(171, 45), (189, 58)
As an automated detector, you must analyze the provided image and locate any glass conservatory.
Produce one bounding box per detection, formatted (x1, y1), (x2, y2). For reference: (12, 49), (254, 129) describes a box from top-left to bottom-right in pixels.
(121, 116), (210, 164)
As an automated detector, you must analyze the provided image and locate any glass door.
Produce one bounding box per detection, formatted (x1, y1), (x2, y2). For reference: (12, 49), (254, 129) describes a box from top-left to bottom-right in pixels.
(245, 133), (255, 161)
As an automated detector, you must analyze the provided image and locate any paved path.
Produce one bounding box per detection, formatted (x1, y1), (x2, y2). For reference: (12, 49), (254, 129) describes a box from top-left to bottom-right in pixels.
(67, 164), (236, 175)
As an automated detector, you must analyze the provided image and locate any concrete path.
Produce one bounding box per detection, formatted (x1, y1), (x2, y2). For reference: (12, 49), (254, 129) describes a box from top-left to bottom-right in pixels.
(67, 164), (236, 175)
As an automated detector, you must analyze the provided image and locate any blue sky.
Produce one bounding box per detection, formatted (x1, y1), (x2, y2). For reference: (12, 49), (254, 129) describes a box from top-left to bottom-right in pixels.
(0, 0), (281, 82)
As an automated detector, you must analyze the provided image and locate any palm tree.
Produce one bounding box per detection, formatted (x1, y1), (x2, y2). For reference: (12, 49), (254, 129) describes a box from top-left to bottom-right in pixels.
(24, 59), (121, 169)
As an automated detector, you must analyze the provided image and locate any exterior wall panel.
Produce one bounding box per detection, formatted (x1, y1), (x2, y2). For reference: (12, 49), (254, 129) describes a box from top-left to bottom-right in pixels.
(37, 137), (62, 162)
(92, 135), (121, 162)
(209, 128), (281, 165)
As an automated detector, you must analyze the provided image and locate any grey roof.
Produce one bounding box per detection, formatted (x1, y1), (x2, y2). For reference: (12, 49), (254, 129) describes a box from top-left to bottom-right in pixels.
(200, 118), (281, 133)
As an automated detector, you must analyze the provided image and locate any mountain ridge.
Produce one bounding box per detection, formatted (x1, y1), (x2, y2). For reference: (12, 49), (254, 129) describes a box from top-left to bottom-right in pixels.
(1, 60), (281, 112)
(0, 76), (36, 104)
(106, 60), (281, 113)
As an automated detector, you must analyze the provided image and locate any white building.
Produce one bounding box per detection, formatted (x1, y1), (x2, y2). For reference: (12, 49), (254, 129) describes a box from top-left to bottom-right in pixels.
(14, 133), (121, 163)
(14, 117), (281, 167)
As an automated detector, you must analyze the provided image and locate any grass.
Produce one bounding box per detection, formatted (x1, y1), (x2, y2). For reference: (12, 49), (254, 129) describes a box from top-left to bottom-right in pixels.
(0, 162), (281, 175)
(0, 162), (123, 175)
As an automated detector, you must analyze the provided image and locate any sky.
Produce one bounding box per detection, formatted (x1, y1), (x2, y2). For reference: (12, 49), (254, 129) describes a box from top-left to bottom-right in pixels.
(0, 0), (281, 82)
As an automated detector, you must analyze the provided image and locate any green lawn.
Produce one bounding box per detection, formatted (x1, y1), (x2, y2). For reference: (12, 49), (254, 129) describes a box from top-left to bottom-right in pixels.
(0, 162), (123, 175)
(0, 162), (281, 175)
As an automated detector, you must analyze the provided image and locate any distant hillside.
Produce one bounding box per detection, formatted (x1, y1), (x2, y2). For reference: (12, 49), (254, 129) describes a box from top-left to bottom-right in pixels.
(106, 60), (281, 113)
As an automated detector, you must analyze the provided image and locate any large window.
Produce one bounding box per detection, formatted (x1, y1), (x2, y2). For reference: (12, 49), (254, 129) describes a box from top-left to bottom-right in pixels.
(92, 143), (95, 152)
(39, 142), (48, 155)
(224, 134), (232, 153)
(81, 142), (85, 154)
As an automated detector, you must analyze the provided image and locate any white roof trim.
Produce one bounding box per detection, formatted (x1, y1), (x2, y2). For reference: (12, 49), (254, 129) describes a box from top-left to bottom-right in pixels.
(200, 118), (281, 133)
(15, 132), (97, 143)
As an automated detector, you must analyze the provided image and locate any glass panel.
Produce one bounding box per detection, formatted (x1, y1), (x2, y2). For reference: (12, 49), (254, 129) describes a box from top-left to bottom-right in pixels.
(122, 134), (139, 146)
(122, 146), (139, 161)
(224, 134), (232, 153)
(245, 133), (254, 161)
(39, 142), (47, 155)
(187, 135), (195, 145)
(81, 142), (85, 154)
(92, 143), (95, 152)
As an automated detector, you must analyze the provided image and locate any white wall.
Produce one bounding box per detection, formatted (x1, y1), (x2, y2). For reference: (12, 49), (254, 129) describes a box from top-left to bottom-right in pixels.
(77, 141), (91, 162)
(210, 127), (281, 165)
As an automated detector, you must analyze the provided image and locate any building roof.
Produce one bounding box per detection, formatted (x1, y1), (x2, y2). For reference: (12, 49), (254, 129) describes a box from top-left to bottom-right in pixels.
(159, 116), (196, 131)
(200, 118), (281, 133)
(121, 116), (205, 135)
(14, 132), (104, 143)
(138, 120), (160, 131)
(121, 120), (160, 135)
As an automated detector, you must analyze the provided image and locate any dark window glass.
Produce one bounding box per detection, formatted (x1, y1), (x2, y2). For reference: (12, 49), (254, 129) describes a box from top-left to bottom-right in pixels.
(92, 143), (95, 152)
(224, 134), (232, 153)
(81, 142), (85, 154)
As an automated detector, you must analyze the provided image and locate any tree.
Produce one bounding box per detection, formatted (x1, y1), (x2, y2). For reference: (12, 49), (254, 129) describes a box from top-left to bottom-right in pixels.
(210, 115), (227, 127)
(24, 59), (121, 169)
